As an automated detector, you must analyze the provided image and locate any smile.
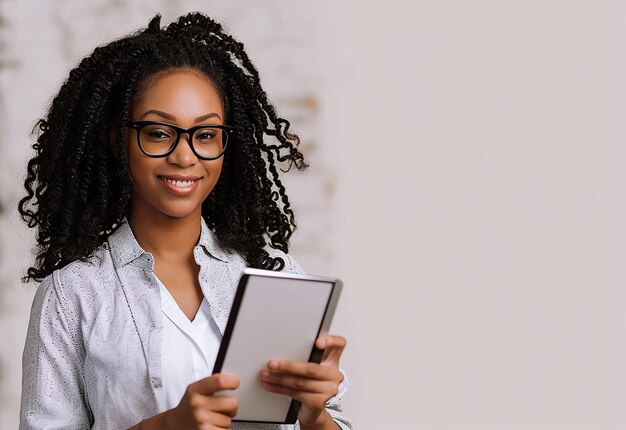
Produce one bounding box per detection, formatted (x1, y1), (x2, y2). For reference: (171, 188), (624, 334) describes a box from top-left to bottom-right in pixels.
(158, 176), (201, 195)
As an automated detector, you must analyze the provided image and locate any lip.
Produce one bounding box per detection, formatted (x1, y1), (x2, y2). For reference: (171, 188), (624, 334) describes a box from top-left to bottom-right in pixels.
(158, 175), (202, 196)
(159, 175), (202, 181)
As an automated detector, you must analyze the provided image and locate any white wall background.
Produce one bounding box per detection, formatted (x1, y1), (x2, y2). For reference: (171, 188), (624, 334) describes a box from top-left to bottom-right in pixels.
(323, 1), (626, 429)
(1, 1), (626, 429)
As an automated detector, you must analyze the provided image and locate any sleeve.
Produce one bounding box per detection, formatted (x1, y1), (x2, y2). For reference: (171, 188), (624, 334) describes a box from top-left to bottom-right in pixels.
(283, 253), (305, 275)
(283, 254), (353, 430)
(20, 273), (92, 430)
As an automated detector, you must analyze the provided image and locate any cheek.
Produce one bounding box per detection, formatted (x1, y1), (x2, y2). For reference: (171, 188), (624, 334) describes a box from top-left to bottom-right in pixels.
(200, 159), (224, 195)
(215, 159), (224, 177)
(126, 144), (141, 184)
(206, 159), (224, 180)
(126, 141), (156, 186)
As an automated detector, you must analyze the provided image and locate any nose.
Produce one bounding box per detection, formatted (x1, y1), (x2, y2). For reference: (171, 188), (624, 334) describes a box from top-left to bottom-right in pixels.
(167, 132), (197, 167)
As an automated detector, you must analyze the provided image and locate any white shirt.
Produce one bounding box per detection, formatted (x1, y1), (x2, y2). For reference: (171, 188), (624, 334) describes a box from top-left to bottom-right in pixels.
(156, 274), (223, 409)
(20, 217), (351, 430)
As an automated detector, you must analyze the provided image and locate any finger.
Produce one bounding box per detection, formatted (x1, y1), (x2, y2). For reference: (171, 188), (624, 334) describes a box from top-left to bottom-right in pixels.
(259, 380), (329, 405)
(321, 346), (345, 366)
(267, 360), (335, 381)
(206, 395), (239, 417)
(198, 410), (233, 428)
(190, 373), (240, 395)
(318, 336), (347, 365)
(316, 335), (347, 350)
(260, 369), (331, 394)
(188, 392), (238, 415)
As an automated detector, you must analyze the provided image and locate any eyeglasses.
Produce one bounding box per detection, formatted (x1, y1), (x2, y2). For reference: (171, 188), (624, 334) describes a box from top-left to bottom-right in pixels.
(125, 121), (233, 160)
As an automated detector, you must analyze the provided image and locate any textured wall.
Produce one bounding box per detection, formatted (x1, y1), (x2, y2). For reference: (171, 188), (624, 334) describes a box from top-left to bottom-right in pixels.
(0, 1), (336, 428)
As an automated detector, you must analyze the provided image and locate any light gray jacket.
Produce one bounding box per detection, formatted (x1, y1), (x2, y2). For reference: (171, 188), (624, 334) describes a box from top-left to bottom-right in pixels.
(20, 218), (351, 430)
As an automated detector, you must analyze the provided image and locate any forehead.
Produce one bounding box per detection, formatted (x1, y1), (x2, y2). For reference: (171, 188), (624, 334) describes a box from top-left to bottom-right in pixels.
(132, 69), (223, 118)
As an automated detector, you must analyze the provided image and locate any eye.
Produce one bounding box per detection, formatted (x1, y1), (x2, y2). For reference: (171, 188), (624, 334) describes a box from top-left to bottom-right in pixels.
(145, 129), (172, 140)
(195, 128), (218, 142)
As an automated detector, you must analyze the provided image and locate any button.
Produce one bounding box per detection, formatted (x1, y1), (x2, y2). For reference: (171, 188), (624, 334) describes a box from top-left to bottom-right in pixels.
(150, 377), (162, 388)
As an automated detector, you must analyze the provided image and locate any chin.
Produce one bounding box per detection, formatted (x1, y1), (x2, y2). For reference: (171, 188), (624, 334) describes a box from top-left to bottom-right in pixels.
(156, 202), (204, 219)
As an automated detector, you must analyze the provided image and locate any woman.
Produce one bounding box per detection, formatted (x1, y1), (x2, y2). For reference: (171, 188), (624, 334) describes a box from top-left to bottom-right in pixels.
(18, 12), (351, 430)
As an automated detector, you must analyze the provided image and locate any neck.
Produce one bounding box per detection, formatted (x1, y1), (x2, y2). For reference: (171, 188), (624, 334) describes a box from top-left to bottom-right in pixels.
(128, 205), (202, 264)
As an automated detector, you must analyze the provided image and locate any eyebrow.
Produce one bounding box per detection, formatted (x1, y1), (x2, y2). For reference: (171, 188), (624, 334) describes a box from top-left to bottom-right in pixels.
(140, 109), (222, 122)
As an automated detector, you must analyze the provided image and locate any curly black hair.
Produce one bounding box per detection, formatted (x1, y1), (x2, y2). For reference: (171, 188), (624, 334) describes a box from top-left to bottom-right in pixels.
(18, 12), (307, 283)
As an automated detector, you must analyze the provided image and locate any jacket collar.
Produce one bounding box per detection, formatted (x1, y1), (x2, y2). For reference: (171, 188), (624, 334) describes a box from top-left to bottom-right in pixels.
(107, 216), (229, 270)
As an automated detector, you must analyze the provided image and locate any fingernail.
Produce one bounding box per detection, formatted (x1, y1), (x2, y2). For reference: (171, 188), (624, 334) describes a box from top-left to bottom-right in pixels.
(260, 370), (269, 379)
(268, 360), (278, 370)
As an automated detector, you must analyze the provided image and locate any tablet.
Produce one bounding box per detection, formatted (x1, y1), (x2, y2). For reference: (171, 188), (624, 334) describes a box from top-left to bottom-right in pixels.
(211, 267), (342, 424)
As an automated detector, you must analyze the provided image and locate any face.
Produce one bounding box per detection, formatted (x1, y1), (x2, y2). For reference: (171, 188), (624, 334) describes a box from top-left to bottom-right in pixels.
(126, 69), (225, 222)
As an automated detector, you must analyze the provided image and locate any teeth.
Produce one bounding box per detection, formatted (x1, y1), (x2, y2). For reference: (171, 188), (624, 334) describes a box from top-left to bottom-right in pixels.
(161, 177), (196, 187)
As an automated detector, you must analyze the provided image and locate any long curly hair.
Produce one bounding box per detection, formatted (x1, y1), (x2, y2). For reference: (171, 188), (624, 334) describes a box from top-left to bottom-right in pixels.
(18, 12), (307, 283)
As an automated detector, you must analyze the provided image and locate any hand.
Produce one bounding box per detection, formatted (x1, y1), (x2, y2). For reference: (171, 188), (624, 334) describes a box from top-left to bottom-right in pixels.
(259, 334), (347, 426)
(164, 373), (240, 430)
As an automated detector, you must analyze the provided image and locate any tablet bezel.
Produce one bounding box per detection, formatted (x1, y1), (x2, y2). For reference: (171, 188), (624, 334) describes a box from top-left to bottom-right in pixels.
(211, 268), (343, 424)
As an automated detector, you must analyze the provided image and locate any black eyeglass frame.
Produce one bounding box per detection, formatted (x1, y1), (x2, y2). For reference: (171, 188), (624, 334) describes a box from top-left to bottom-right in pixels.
(125, 120), (235, 160)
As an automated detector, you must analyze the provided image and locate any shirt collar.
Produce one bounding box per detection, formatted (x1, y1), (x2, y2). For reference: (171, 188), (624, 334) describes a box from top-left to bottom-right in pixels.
(108, 216), (229, 270)
(197, 217), (230, 263)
